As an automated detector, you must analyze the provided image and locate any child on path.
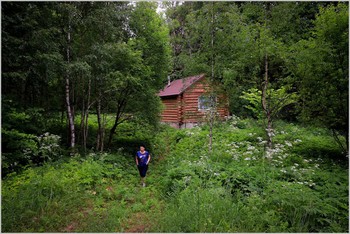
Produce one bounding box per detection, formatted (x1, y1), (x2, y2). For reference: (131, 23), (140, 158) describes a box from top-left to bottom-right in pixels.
(135, 144), (151, 187)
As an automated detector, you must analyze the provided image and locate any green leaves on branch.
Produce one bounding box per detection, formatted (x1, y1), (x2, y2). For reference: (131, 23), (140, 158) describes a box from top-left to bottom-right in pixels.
(130, 2), (171, 89)
(240, 87), (298, 120)
(289, 3), (348, 139)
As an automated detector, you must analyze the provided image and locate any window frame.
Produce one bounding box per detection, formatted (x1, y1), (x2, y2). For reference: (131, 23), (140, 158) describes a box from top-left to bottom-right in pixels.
(198, 94), (217, 111)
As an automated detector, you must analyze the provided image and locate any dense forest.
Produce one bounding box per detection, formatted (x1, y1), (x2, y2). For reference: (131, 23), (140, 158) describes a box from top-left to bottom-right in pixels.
(1, 1), (349, 232)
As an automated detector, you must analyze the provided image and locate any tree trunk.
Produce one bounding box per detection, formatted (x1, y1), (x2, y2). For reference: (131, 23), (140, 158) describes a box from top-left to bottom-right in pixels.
(84, 78), (91, 153)
(100, 113), (107, 152)
(332, 129), (347, 154)
(208, 1), (215, 153)
(107, 115), (119, 149)
(80, 98), (85, 148)
(107, 94), (128, 149)
(262, 53), (273, 149)
(79, 75), (86, 149)
(66, 78), (75, 148)
(84, 111), (89, 151)
(96, 91), (102, 151)
(65, 22), (75, 149)
(346, 134), (349, 155)
(209, 108), (213, 153)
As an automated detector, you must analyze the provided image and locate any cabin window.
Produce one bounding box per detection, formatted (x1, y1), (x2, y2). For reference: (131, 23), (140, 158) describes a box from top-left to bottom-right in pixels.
(198, 95), (216, 110)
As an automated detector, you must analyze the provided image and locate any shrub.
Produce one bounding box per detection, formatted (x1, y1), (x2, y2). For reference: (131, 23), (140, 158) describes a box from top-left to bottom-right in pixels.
(1, 129), (38, 176)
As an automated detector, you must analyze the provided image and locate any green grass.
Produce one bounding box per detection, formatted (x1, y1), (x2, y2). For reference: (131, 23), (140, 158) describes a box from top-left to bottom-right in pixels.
(2, 118), (348, 232)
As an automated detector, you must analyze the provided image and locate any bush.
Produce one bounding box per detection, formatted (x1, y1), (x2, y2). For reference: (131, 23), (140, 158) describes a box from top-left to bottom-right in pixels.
(1, 129), (38, 176)
(1, 106), (66, 176)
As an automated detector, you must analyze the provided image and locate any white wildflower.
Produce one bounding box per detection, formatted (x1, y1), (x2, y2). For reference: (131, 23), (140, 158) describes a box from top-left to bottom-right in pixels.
(247, 145), (256, 151)
(232, 155), (238, 160)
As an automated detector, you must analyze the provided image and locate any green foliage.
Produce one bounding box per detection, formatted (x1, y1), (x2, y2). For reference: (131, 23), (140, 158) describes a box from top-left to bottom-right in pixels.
(155, 119), (348, 232)
(1, 106), (64, 176)
(289, 3), (348, 140)
(130, 2), (171, 90)
(240, 87), (298, 119)
(1, 154), (131, 232)
(2, 119), (348, 232)
(1, 129), (37, 175)
(240, 88), (264, 119)
(1, 1), (348, 232)
(166, 1), (347, 140)
(2, 2), (170, 156)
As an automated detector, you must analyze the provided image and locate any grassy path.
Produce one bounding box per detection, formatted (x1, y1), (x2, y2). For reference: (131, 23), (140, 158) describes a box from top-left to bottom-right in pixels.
(69, 156), (166, 232)
(120, 160), (166, 232)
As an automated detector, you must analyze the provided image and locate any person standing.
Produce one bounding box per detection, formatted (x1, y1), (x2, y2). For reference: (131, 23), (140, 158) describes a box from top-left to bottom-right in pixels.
(135, 144), (151, 187)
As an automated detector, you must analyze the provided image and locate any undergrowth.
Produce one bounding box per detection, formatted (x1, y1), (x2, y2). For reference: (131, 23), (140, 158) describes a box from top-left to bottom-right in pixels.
(154, 118), (348, 232)
(2, 118), (348, 232)
(2, 153), (162, 232)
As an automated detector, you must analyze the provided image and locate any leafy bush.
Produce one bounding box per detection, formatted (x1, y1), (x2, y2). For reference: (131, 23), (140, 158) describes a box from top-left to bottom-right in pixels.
(1, 106), (66, 176)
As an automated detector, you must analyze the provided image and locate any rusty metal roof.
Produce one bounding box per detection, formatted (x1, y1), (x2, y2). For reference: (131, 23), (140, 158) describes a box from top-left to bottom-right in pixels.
(158, 74), (205, 97)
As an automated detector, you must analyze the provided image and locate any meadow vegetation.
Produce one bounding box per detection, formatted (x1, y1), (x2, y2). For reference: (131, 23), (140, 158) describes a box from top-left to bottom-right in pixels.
(2, 117), (348, 232)
(2, 2), (348, 232)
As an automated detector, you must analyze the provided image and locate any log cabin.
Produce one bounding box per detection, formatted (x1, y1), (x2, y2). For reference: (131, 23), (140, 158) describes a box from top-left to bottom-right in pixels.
(158, 74), (230, 128)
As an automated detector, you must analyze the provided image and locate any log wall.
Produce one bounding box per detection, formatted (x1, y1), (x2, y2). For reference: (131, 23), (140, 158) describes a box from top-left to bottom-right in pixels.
(160, 77), (230, 128)
(182, 79), (229, 123)
(160, 95), (181, 123)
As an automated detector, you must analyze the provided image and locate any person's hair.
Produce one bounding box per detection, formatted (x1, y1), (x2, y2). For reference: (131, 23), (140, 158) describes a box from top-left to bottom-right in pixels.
(140, 144), (146, 149)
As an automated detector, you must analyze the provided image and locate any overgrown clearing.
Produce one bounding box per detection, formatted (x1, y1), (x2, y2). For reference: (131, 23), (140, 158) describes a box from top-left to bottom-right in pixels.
(2, 119), (348, 232)
(2, 2), (348, 232)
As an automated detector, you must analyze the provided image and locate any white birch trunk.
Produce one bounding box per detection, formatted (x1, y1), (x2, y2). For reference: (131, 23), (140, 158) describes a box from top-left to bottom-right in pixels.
(66, 22), (75, 149)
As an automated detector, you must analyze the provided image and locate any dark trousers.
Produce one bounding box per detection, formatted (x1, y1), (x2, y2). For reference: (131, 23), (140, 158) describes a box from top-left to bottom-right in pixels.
(137, 164), (148, 178)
